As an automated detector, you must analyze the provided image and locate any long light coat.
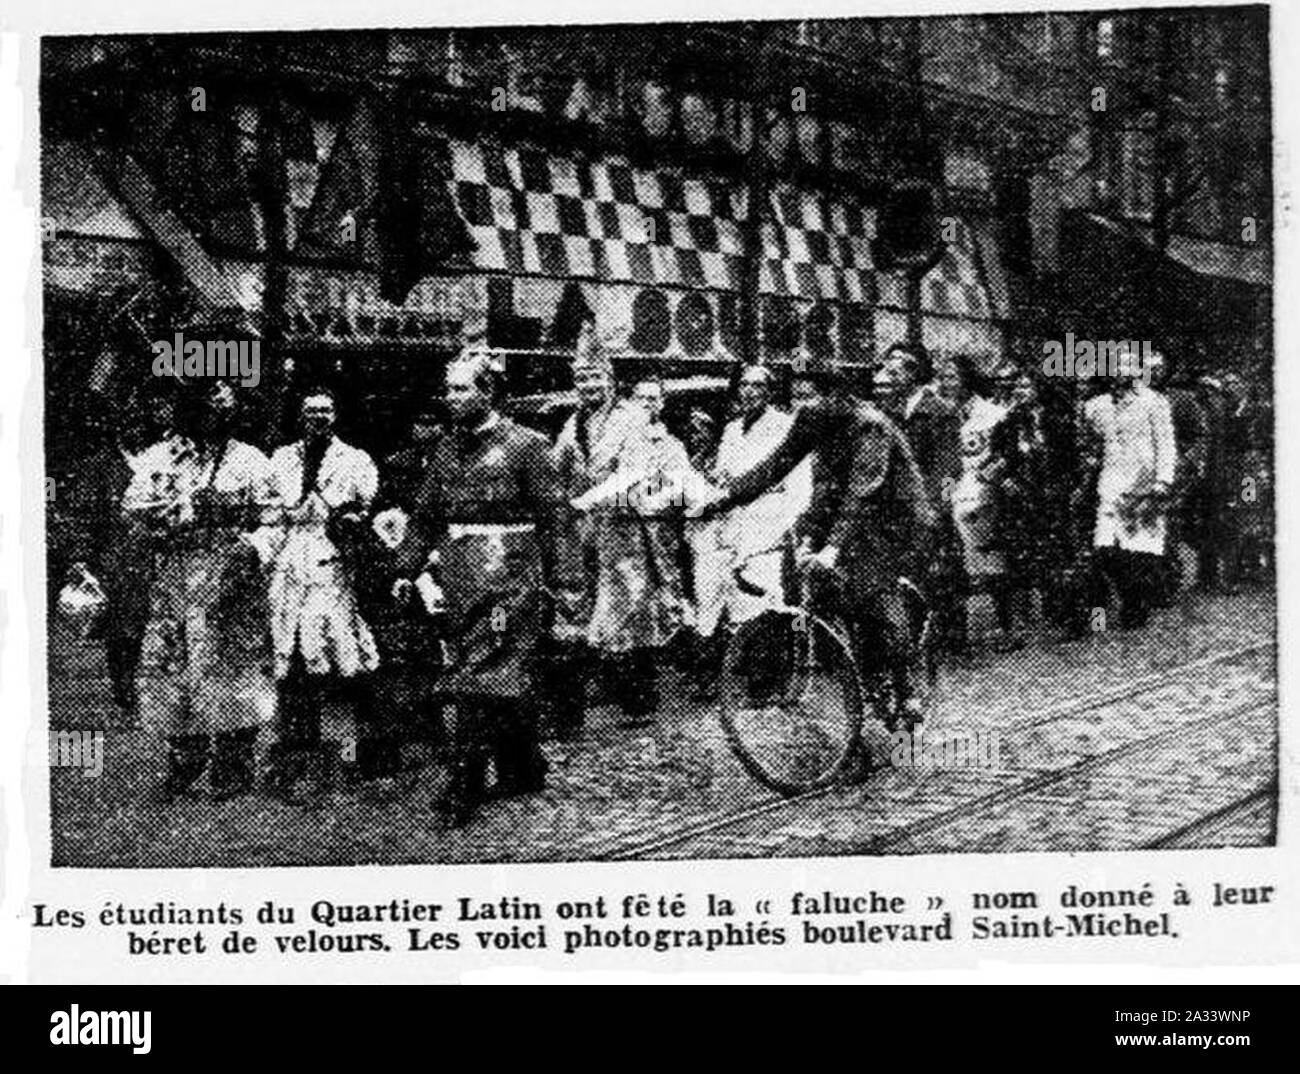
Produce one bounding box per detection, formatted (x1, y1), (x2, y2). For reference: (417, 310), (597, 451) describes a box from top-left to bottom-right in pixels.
(1084, 385), (1178, 555)
(123, 436), (278, 737)
(551, 399), (643, 636)
(692, 406), (812, 636)
(573, 415), (699, 653)
(264, 436), (380, 679)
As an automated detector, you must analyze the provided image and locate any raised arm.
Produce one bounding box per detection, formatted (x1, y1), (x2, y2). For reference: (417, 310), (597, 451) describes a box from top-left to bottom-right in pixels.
(715, 401), (833, 513)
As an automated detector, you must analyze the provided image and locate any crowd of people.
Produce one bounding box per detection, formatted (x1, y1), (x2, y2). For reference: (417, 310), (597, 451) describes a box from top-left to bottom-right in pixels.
(55, 328), (1273, 826)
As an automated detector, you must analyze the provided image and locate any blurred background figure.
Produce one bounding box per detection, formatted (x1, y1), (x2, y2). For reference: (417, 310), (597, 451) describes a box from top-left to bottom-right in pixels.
(1147, 349), (1207, 604)
(874, 345), (964, 655)
(1221, 370), (1273, 588)
(381, 409), (443, 514)
(989, 368), (1056, 635)
(60, 381), (174, 720)
(1195, 368), (1260, 591)
(360, 405), (451, 779)
(944, 356), (1020, 651)
(684, 407), (719, 475)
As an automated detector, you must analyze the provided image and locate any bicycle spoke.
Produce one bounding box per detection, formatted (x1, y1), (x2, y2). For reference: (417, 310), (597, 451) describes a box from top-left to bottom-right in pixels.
(719, 610), (861, 795)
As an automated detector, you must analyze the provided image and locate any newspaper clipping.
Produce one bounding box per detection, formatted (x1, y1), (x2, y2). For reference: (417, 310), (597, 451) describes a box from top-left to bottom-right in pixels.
(1, 0), (1294, 990)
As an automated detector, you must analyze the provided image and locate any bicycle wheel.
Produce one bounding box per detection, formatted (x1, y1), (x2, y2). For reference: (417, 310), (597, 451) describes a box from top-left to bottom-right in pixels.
(718, 607), (863, 796)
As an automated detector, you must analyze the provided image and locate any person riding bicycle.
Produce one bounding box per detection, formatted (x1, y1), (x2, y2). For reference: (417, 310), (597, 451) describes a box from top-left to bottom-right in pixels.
(693, 363), (937, 728)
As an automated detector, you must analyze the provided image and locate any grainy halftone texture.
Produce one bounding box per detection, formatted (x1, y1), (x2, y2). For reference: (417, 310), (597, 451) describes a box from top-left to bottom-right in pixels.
(42, 13), (1276, 866)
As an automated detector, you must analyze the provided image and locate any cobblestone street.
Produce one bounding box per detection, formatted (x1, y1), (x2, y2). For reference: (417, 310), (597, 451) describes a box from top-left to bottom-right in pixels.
(47, 588), (1275, 866)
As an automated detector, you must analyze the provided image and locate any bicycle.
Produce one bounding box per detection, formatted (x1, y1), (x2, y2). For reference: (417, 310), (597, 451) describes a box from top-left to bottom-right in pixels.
(716, 536), (938, 796)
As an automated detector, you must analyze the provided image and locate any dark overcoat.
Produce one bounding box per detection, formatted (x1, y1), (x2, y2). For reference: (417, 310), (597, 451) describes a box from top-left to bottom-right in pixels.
(397, 415), (575, 700)
(718, 397), (936, 600)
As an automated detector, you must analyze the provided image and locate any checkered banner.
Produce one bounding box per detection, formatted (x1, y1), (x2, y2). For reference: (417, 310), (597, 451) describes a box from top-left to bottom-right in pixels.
(448, 139), (994, 321)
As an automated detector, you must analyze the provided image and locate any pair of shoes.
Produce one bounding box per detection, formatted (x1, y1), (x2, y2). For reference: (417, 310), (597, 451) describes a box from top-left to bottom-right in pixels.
(211, 733), (257, 802)
(354, 738), (404, 783)
(437, 759), (487, 827)
(493, 770), (547, 799)
(150, 749), (207, 805)
(990, 630), (1026, 654)
(113, 689), (140, 727)
(210, 772), (254, 803)
(494, 742), (549, 797)
(265, 751), (328, 806)
(437, 788), (481, 828)
(689, 678), (720, 703)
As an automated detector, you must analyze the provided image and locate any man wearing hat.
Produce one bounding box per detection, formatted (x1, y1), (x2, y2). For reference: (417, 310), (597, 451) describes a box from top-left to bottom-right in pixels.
(873, 346), (965, 651)
(359, 408), (452, 773)
(394, 349), (580, 826)
(381, 409), (444, 513)
(549, 326), (644, 732)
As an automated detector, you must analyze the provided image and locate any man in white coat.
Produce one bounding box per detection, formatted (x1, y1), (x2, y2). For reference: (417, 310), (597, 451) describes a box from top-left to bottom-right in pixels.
(690, 365), (811, 695)
(1083, 354), (1178, 628)
(264, 388), (384, 801)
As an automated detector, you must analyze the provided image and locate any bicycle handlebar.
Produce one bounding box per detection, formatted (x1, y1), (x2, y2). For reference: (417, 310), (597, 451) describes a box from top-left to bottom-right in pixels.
(730, 539), (795, 598)
(729, 538), (932, 614)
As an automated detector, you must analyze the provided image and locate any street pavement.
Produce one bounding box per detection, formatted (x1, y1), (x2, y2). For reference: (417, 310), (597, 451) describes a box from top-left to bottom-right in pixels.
(45, 587), (1276, 866)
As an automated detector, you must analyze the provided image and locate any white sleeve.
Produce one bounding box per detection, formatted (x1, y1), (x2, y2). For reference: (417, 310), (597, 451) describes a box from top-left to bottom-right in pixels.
(1152, 396), (1178, 487)
(244, 448), (287, 566)
(121, 447), (165, 512)
(355, 450), (380, 509)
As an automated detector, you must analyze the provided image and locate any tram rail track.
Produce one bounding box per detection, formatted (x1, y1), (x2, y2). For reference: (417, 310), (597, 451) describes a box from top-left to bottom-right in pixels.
(1140, 782), (1277, 849)
(600, 639), (1274, 861)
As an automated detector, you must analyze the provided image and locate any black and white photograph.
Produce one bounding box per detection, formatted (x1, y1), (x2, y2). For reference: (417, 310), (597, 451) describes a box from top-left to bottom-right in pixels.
(38, 6), (1276, 871)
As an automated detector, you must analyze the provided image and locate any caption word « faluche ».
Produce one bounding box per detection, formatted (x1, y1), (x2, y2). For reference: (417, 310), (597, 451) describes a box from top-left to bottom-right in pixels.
(32, 892), (942, 956)
(30, 880), (1275, 957)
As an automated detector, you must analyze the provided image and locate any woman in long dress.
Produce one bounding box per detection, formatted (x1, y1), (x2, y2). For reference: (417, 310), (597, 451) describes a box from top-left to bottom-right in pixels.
(941, 357), (1019, 650)
(123, 380), (277, 801)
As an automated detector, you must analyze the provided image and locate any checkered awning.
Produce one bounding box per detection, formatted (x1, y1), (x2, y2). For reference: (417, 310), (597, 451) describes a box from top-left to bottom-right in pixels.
(448, 138), (995, 320)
